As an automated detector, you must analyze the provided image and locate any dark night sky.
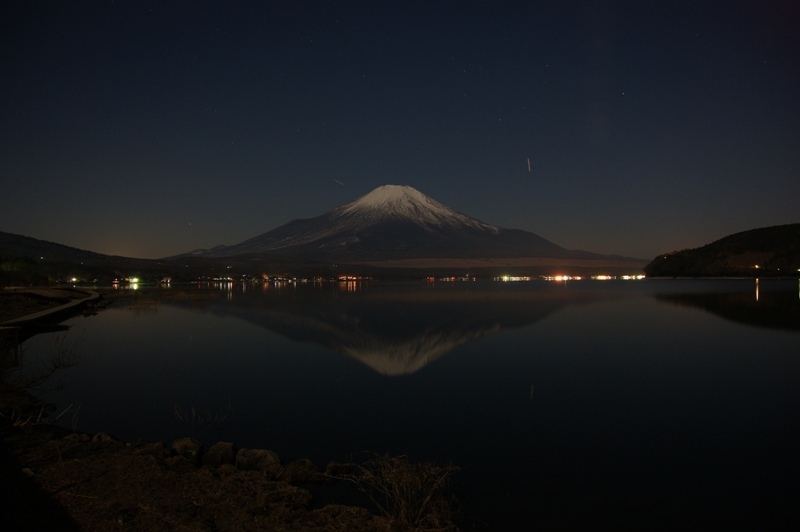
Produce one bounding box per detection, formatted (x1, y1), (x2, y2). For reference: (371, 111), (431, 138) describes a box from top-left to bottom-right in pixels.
(2, 1), (798, 260)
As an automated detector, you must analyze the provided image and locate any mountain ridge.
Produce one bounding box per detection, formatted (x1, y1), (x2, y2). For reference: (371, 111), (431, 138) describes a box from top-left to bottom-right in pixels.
(179, 184), (630, 263)
(1, 184), (653, 283)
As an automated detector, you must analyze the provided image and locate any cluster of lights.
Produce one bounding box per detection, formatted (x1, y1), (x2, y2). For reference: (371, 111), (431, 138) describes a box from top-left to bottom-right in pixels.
(493, 274), (647, 282)
(592, 274), (646, 280)
(112, 277), (140, 289)
(112, 276), (139, 284)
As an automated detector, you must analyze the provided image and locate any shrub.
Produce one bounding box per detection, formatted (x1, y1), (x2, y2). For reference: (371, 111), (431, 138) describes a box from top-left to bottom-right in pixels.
(339, 453), (459, 531)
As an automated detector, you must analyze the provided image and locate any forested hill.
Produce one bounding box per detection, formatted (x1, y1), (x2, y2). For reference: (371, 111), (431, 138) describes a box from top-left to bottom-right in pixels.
(0, 230), (161, 285)
(644, 224), (800, 277)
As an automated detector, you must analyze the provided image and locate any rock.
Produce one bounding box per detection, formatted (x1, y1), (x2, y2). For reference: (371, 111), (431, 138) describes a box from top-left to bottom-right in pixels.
(324, 461), (357, 478)
(62, 433), (90, 443)
(170, 437), (204, 465)
(255, 483), (312, 509)
(312, 505), (389, 529)
(203, 441), (237, 467)
(56, 432), (92, 454)
(164, 455), (198, 473)
(90, 432), (122, 448)
(132, 440), (167, 458)
(235, 448), (281, 475)
(282, 458), (325, 484)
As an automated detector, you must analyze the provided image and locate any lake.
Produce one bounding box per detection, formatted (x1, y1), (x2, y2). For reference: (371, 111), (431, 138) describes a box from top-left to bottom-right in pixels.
(15, 279), (800, 529)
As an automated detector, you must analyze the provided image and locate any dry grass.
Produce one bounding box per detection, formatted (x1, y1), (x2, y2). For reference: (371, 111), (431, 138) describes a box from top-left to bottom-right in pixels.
(173, 400), (233, 429)
(338, 453), (460, 531)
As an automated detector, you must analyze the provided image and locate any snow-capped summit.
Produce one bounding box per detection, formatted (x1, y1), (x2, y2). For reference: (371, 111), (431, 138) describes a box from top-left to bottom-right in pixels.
(340, 184), (431, 212)
(180, 184), (605, 262)
(333, 185), (498, 232)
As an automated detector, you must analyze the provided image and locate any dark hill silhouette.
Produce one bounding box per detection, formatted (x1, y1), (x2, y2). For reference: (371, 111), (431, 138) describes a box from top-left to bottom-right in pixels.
(644, 224), (800, 277)
(0, 231), (171, 285)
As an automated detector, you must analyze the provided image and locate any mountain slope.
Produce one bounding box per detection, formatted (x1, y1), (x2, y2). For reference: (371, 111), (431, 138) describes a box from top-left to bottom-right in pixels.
(0, 231), (117, 264)
(0, 231), (175, 285)
(644, 223), (800, 277)
(185, 185), (610, 262)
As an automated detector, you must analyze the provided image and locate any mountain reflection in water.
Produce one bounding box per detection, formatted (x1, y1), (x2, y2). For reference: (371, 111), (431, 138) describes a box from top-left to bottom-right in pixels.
(17, 279), (800, 529)
(157, 283), (611, 375)
(655, 279), (800, 331)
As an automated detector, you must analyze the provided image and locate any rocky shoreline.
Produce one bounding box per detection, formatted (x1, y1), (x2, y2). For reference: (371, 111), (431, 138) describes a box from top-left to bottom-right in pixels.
(0, 288), (459, 531)
(0, 396), (388, 531)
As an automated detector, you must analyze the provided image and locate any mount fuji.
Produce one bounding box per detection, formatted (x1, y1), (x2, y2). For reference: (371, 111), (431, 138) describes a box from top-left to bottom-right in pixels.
(182, 185), (638, 267)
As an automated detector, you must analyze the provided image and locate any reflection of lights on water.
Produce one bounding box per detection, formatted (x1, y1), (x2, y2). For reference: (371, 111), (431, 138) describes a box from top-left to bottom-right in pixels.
(755, 278), (759, 302)
(337, 276), (371, 291)
(341, 281), (359, 292)
(215, 281), (235, 297)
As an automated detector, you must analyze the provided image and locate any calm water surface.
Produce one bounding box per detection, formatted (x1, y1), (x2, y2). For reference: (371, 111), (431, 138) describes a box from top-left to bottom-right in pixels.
(17, 279), (800, 529)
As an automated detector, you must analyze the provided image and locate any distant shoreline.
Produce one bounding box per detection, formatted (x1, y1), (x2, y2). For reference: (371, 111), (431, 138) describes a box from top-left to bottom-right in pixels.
(348, 256), (647, 269)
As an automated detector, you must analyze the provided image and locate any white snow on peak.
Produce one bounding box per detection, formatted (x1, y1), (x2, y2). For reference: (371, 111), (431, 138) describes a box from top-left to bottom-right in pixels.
(335, 185), (498, 232)
(345, 185), (432, 209)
